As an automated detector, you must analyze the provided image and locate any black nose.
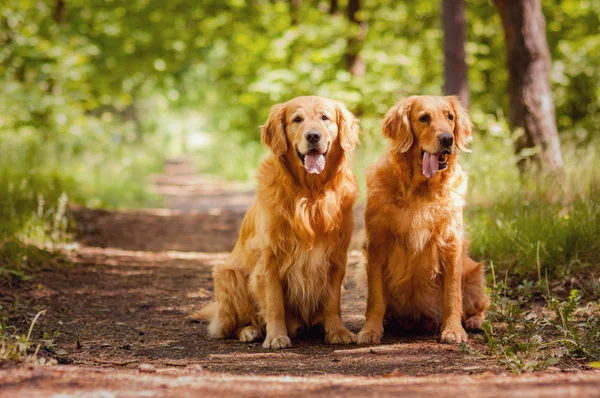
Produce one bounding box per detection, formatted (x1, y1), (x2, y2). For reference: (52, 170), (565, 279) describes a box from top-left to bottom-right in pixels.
(439, 132), (453, 147)
(306, 130), (321, 144)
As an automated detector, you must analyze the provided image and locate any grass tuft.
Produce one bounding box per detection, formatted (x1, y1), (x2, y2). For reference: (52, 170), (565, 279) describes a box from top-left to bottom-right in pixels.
(0, 309), (56, 367)
(471, 267), (600, 374)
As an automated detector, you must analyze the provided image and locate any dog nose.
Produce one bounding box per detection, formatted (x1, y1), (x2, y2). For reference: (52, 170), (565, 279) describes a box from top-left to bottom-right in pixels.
(305, 130), (321, 144)
(439, 132), (453, 147)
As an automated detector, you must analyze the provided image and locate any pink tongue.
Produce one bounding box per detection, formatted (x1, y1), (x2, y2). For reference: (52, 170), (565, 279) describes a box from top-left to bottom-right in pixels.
(422, 152), (439, 178)
(305, 153), (325, 174)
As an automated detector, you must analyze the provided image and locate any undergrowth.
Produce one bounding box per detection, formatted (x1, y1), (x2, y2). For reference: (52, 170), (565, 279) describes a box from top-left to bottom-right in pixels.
(463, 264), (600, 374)
(0, 125), (166, 282)
(0, 309), (56, 367)
(0, 160), (73, 282)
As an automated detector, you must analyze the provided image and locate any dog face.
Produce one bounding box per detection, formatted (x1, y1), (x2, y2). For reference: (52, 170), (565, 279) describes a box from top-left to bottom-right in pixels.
(382, 96), (472, 178)
(261, 96), (359, 175)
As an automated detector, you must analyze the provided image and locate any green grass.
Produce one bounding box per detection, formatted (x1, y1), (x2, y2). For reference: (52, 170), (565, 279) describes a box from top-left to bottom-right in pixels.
(0, 309), (56, 367)
(463, 131), (600, 290)
(0, 145), (73, 281)
(0, 124), (166, 282)
(467, 193), (600, 287)
(0, 241), (71, 282)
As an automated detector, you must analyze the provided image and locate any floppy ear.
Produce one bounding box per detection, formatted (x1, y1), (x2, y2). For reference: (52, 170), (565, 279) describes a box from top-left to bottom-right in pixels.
(448, 96), (473, 152)
(336, 101), (360, 152)
(260, 103), (288, 156)
(382, 97), (413, 153)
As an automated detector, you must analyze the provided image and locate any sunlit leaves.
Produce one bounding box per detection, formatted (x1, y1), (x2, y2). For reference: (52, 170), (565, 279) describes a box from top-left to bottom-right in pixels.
(0, 0), (597, 145)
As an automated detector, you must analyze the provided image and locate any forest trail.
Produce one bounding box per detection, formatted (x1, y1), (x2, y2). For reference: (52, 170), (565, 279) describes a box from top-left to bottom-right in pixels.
(1, 159), (598, 397)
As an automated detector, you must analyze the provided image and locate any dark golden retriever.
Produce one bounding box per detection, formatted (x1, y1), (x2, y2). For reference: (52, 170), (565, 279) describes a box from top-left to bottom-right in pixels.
(356, 95), (489, 345)
(193, 96), (360, 349)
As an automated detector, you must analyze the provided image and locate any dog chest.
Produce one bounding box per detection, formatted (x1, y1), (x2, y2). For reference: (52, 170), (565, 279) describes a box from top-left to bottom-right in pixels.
(385, 242), (444, 321)
(283, 241), (331, 322)
(393, 199), (459, 254)
(395, 205), (436, 254)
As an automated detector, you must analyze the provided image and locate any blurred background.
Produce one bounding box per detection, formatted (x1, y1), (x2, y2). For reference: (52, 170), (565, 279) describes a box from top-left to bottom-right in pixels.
(0, 0), (599, 282)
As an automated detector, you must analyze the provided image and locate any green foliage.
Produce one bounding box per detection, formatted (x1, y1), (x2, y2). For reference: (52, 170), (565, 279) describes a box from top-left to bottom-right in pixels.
(1, 0), (167, 210)
(173, 0), (600, 149)
(544, 0), (600, 137)
(1, 0), (169, 274)
(1, 0), (598, 204)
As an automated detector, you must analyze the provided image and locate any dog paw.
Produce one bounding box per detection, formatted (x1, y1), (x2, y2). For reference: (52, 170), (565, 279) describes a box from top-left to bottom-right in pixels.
(356, 328), (382, 345)
(326, 328), (356, 345)
(464, 314), (484, 331)
(239, 326), (262, 343)
(262, 334), (292, 350)
(440, 326), (468, 344)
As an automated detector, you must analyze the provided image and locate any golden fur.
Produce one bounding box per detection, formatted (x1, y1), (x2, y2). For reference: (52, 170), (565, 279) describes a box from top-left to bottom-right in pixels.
(356, 96), (489, 345)
(193, 96), (360, 349)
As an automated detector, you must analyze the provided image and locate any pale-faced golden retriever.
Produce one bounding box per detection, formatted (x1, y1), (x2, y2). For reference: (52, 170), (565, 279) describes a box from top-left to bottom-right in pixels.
(193, 96), (360, 349)
(356, 96), (489, 345)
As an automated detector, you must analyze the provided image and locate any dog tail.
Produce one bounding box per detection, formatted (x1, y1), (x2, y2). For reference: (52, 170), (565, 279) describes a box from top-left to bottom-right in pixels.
(189, 302), (219, 321)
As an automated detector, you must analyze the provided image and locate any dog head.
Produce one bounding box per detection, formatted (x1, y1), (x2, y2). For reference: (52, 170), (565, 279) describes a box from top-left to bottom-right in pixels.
(261, 96), (360, 175)
(382, 95), (472, 178)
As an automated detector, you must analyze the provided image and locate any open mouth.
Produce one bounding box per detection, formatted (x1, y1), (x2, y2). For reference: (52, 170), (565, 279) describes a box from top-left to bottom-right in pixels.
(297, 148), (328, 174)
(438, 149), (451, 169)
(421, 149), (451, 178)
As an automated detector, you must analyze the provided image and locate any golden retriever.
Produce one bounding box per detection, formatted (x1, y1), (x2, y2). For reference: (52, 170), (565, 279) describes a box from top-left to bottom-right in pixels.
(356, 95), (489, 345)
(193, 96), (360, 349)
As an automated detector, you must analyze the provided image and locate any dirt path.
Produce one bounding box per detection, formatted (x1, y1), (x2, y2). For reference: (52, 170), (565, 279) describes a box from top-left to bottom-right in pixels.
(2, 367), (599, 398)
(1, 159), (599, 397)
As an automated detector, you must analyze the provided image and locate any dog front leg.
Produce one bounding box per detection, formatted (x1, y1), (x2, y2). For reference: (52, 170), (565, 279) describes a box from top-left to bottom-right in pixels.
(323, 208), (356, 344)
(323, 257), (356, 344)
(261, 252), (291, 350)
(440, 241), (468, 344)
(357, 242), (387, 345)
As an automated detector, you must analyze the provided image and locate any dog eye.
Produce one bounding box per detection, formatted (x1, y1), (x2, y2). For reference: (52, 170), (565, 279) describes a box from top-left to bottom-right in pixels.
(321, 115), (329, 121)
(418, 114), (430, 123)
(448, 113), (454, 121)
(293, 116), (303, 123)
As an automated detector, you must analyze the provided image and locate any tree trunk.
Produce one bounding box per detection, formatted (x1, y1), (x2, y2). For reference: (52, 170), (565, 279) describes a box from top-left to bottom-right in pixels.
(330, 0), (339, 15)
(442, 0), (470, 109)
(345, 0), (367, 77)
(493, 0), (564, 174)
(54, 0), (66, 24)
(290, 0), (301, 26)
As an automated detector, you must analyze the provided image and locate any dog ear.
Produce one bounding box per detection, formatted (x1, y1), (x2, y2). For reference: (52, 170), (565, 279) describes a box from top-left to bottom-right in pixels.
(336, 101), (360, 152)
(260, 103), (287, 156)
(382, 97), (413, 153)
(448, 96), (473, 152)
